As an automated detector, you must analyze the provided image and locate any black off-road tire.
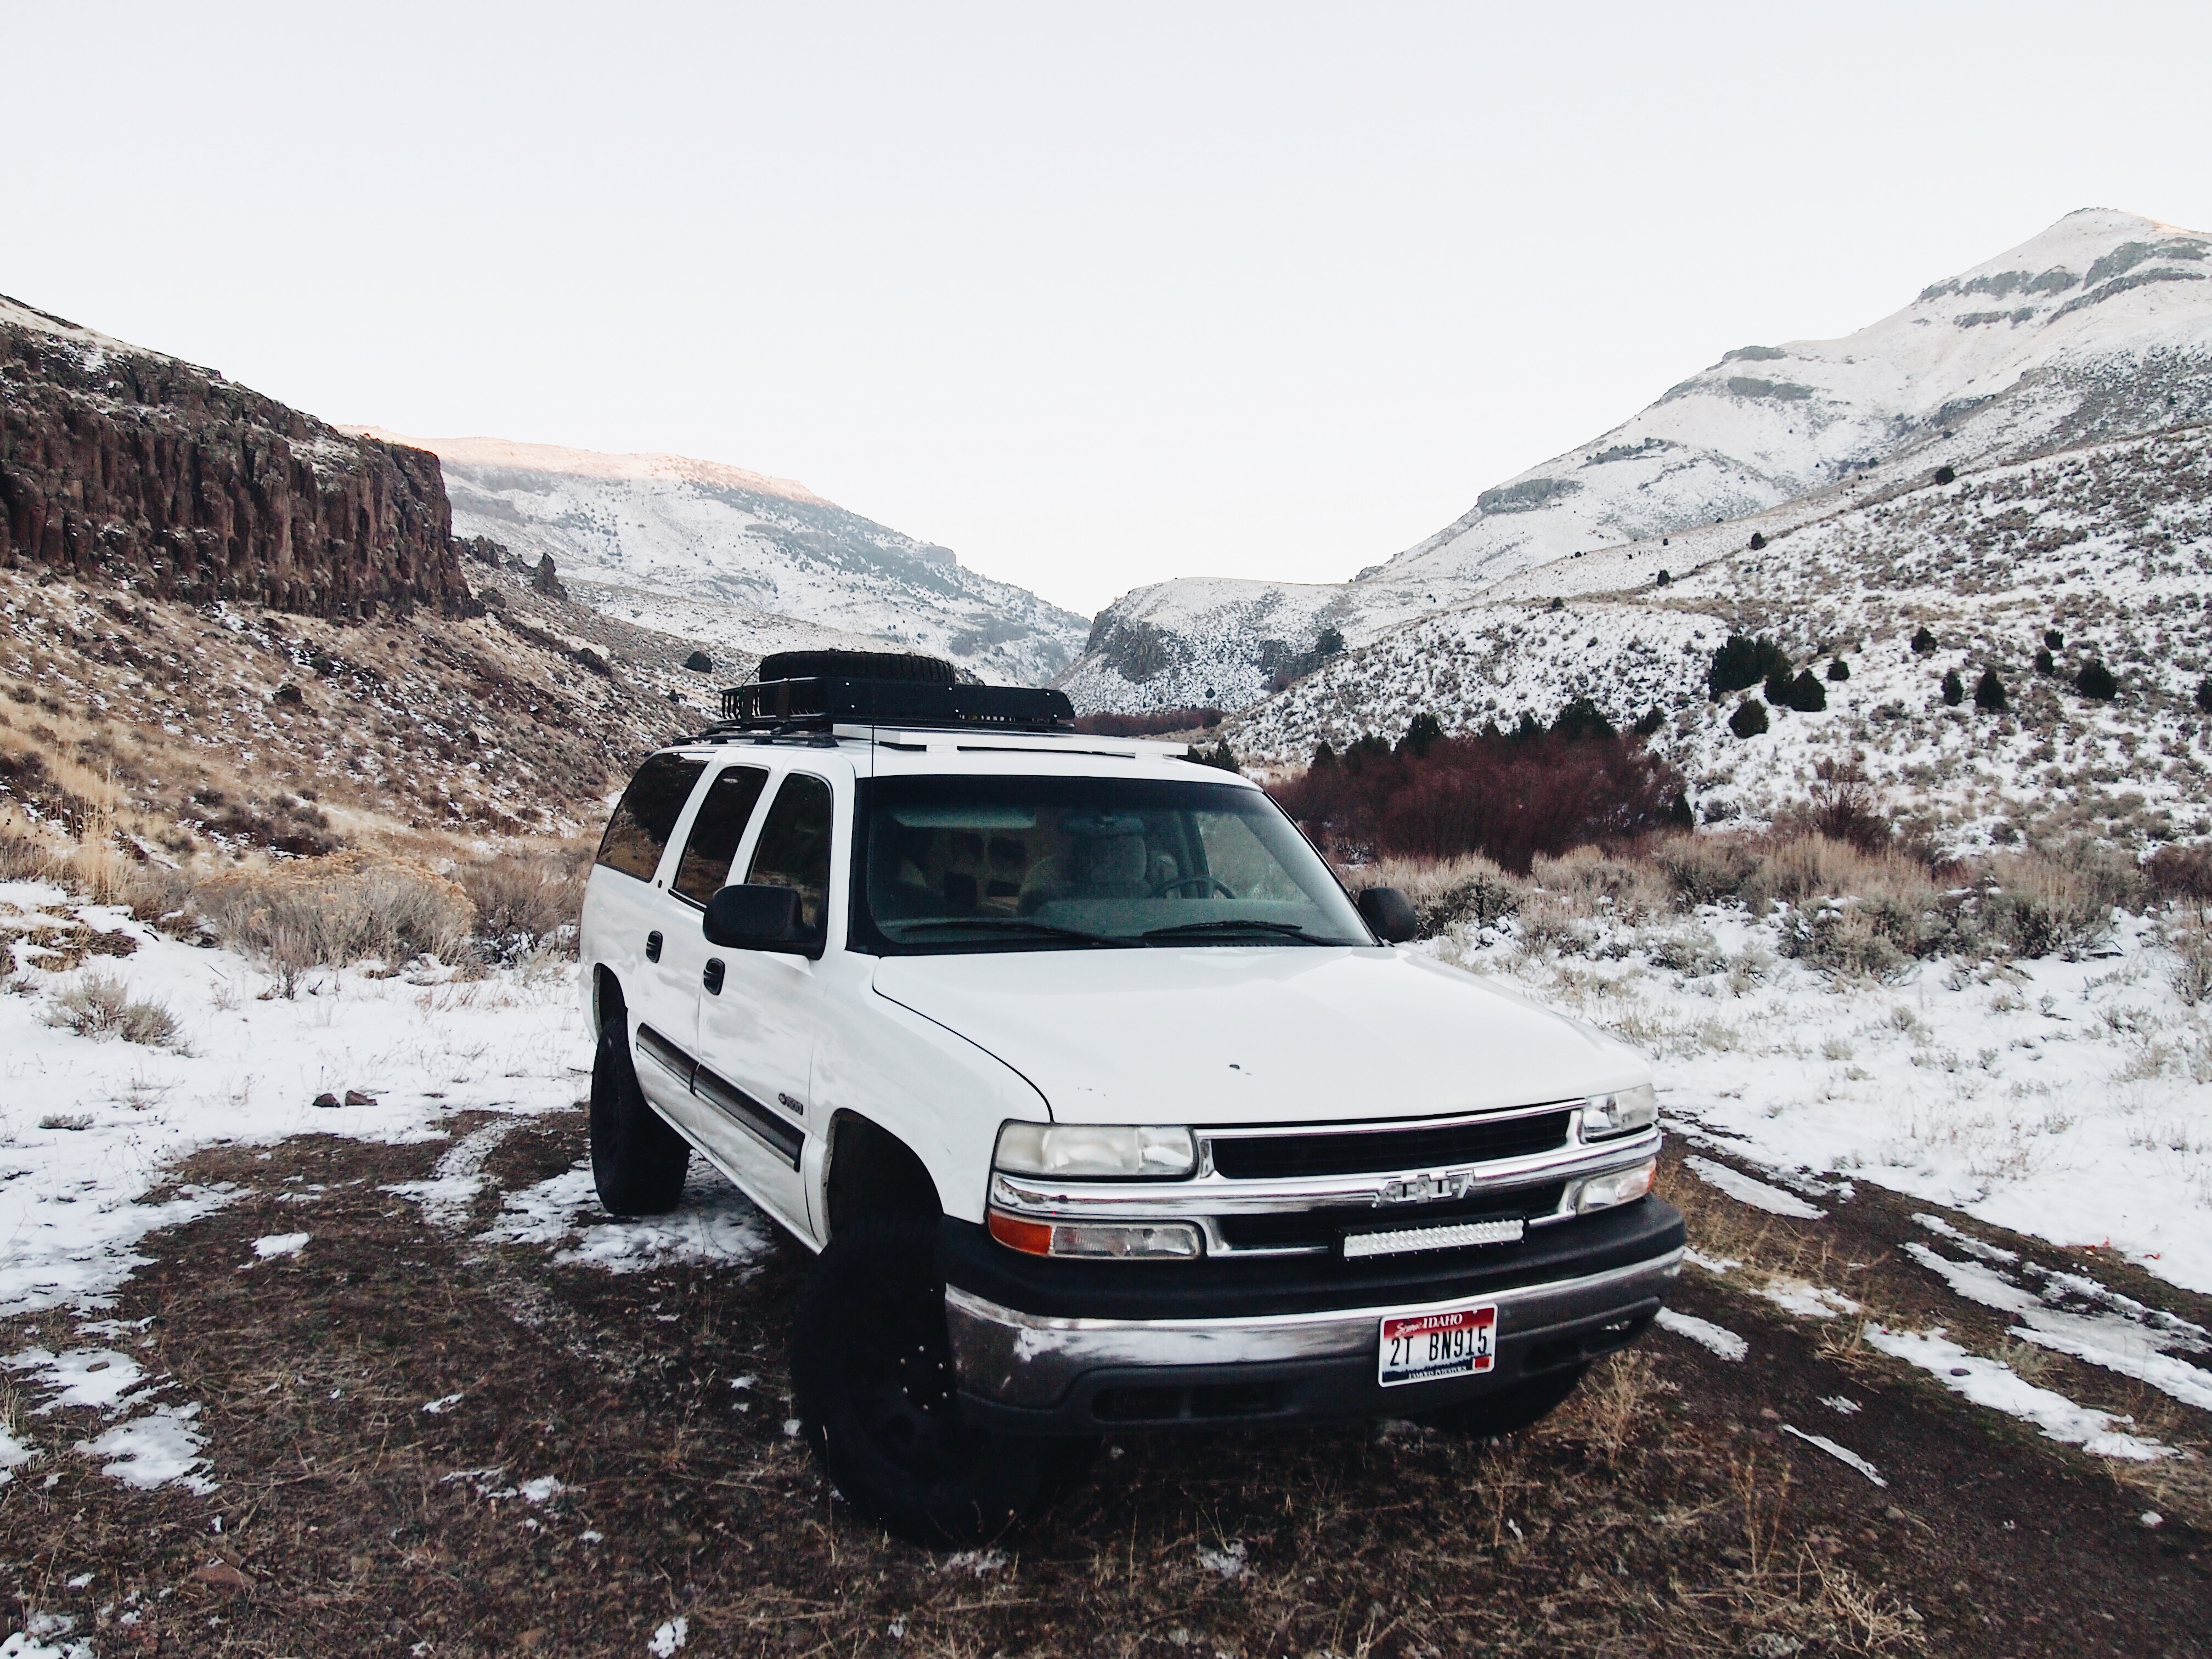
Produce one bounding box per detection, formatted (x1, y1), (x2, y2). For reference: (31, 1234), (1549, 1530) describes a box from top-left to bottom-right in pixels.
(792, 1215), (1097, 1547)
(589, 1026), (690, 1216)
(1419, 1362), (1588, 1440)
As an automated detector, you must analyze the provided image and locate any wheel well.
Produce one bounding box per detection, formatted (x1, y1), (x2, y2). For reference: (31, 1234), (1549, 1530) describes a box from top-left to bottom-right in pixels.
(592, 966), (627, 1037)
(825, 1114), (941, 1235)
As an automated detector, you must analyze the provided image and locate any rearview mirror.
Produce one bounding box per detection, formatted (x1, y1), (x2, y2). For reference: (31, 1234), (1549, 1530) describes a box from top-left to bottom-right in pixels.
(703, 884), (810, 952)
(1356, 885), (1418, 945)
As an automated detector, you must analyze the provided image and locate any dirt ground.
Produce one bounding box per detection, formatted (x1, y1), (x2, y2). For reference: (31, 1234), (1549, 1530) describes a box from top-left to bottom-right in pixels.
(3, 1118), (2207, 1658)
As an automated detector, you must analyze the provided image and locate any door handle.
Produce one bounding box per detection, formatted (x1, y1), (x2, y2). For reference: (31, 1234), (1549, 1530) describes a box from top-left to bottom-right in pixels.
(646, 930), (664, 963)
(702, 958), (725, 996)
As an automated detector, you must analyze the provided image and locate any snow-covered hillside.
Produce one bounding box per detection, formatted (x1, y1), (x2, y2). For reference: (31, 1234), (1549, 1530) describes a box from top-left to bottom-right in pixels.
(1229, 420), (2212, 850)
(1067, 209), (2212, 713)
(357, 433), (1090, 686)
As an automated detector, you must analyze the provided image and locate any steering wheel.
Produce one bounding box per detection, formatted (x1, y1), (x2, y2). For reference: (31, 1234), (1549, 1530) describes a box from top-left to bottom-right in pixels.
(1150, 873), (1235, 899)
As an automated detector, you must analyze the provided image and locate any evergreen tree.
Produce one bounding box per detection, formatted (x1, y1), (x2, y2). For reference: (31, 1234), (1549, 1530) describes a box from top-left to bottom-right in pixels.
(1748, 531), (1768, 551)
(1550, 697), (1616, 741)
(1826, 658), (1850, 682)
(2198, 676), (2212, 715)
(1655, 568), (1671, 586)
(1974, 668), (2007, 712)
(1729, 698), (1770, 739)
(1934, 465), (1956, 485)
(1398, 712), (1444, 758)
(2075, 661), (2118, 701)
(2034, 647), (2054, 675)
(1911, 625), (1938, 655)
(2045, 628), (2064, 650)
(1941, 669), (1965, 706)
(1708, 634), (1791, 698)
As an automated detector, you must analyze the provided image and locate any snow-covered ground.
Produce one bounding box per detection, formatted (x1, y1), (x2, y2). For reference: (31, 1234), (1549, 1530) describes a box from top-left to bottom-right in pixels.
(1426, 906), (2212, 1292)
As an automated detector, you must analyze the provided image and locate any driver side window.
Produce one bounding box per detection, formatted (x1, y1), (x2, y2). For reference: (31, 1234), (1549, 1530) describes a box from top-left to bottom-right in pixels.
(747, 772), (835, 938)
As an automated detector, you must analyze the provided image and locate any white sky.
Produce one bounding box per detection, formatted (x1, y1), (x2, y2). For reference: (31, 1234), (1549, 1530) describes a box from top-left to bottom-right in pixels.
(7, 2), (2212, 617)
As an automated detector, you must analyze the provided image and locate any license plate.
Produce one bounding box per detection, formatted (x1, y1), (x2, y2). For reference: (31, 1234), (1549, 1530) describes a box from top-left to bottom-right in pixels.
(1378, 1301), (1497, 1387)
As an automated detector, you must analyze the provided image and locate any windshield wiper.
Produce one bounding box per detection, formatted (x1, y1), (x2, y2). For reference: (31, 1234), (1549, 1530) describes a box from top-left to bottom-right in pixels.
(891, 917), (1141, 949)
(1140, 918), (1341, 945)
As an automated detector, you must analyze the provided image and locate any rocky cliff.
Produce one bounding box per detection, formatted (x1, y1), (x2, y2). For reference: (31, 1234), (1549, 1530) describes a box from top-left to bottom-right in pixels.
(1, 295), (471, 618)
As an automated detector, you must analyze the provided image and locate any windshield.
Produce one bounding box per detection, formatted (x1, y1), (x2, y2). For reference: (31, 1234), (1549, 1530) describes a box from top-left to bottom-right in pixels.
(853, 774), (1372, 952)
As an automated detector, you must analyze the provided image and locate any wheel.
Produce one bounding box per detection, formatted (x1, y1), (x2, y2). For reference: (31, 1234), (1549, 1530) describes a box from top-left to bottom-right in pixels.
(589, 1025), (689, 1216)
(1149, 874), (1235, 899)
(792, 1214), (1098, 1547)
(1418, 1363), (1587, 1440)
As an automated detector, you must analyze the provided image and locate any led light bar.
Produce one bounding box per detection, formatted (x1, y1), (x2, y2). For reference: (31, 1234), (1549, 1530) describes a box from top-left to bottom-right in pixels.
(1342, 1217), (1526, 1259)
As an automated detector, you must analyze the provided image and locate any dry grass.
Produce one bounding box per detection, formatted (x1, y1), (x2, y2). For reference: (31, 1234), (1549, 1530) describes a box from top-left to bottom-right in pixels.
(194, 851), (477, 986)
(452, 840), (593, 961)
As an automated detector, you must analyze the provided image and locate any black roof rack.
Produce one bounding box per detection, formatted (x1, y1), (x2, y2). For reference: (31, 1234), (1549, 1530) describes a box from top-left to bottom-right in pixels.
(712, 673), (1075, 735)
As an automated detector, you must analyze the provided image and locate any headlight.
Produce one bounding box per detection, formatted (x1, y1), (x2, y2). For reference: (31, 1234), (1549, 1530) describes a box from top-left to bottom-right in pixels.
(1576, 1158), (1657, 1213)
(993, 1122), (1197, 1180)
(1582, 1084), (1657, 1140)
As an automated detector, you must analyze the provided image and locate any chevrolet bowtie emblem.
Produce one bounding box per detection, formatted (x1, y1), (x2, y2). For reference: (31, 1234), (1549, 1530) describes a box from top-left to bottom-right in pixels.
(1380, 1170), (1477, 1204)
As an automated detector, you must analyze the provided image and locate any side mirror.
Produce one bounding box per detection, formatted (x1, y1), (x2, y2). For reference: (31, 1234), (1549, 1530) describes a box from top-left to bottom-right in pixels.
(1356, 885), (1418, 945)
(703, 884), (809, 952)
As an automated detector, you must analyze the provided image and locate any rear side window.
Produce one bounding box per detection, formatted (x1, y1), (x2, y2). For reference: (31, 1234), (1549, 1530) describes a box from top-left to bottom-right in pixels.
(670, 765), (770, 906)
(596, 754), (708, 883)
(746, 772), (835, 938)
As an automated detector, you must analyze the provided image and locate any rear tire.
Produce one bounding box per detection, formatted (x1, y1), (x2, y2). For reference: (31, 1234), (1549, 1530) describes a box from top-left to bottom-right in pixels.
(792, 1215), (1097, 1546)
(1419, 1363), (1587, 1440)
(589, 1026), (689, 1216)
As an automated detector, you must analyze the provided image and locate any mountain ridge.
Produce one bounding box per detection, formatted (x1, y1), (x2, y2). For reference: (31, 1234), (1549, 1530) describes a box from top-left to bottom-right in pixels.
(1060, 208), (2212, 715)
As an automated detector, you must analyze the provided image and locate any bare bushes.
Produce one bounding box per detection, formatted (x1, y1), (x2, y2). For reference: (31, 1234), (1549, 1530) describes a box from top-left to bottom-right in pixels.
(1339, 853), (1527, 934)
(43, 971), (184, 1048)
(1971, 843), (2142, 961)
(195, 853), (476, 980)
(1529, 848), (1671, 925)
(452, 842), (591, 961)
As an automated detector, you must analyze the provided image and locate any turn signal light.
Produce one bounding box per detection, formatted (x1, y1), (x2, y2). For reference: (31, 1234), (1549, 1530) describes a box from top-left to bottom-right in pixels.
(987, 1209), (1202, 1260)
(1576, 1159), (1657, 1214)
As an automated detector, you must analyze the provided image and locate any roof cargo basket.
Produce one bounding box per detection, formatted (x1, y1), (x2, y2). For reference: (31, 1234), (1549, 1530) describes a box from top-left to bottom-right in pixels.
(715, 650), (1074, 733)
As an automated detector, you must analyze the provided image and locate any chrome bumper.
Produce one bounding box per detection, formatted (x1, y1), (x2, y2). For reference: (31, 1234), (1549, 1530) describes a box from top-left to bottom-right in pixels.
(945, 1246), (1684, 1412)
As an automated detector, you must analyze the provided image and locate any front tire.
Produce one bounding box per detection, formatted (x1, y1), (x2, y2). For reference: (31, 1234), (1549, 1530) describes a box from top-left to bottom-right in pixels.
(792, 1215), (1096, 1547)
(589, 1025), (689, 1216)
(1419, 1363), (1587, 1440)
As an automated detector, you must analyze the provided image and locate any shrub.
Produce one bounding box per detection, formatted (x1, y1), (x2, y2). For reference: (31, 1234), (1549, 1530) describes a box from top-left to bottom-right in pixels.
(1779, 902), (1913, 983)
(2045, 628), (2064, 650)
(1549, 698), (1616, 741)
(1189, 740), (1240, 774)
(454, 844), (591, 962)
(1273, 724), (1684, 873)
(1531, 847), (1670, 923)
(1970, 844), (2142, 960)
(2196, 676), (2212, 715)
(1651, 834), (1760, 907)
(195, 852), (477, 977)
(2147, 844), (2212, 903)
(2034, 647), (2055, 675)
(1708, 634), (1790, 698)
(1974, 668), (2007, 711)
(1941, 669), (1965, 707)
(1338, 853), (1527, 936)
(1729, 698), (1770, 738)
(44, 972), (183, 1047)
(1655, 569), (1671, 586)
(1073, 707), (1223, 737)
(2075, 660), (2118, 701)
(1934, 465), (1956, 485)
(1911, 625), (1938, 654)
(1826, 658), (1850, 682)
(1748, 531), (1768, 551)
(1773, 670), (1826, 713)
(1783, 760), (1894, 851)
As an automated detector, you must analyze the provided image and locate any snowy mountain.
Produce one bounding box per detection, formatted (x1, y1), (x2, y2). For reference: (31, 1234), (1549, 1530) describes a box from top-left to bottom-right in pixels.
(1064, 208), (2212, 713)
(354, 432), (1091, 686)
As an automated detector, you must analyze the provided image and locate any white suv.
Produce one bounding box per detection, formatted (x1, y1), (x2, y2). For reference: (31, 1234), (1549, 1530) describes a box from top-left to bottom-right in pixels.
(578, 652), (1682, 1544)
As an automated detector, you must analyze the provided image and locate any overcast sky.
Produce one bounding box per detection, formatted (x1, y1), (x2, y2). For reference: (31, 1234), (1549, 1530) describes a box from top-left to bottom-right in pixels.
(8, 2), (2212, 616)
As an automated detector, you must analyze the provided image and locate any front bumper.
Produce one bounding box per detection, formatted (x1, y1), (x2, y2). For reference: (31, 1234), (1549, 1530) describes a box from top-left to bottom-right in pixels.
(942, 1197), (1684, 1434)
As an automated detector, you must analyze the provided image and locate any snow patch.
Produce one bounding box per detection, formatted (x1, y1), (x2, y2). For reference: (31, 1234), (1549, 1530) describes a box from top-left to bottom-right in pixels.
(1684, 1156), (1827, 1220)
(1865, 1325), (2170, 1460)
(1781, 1425), (1887, 1486)
(1656, 1308), (1748, 1361)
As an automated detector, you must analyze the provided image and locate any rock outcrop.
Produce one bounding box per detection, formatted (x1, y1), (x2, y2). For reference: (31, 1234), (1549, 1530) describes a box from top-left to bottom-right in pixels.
(1, 295), (471, 618)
